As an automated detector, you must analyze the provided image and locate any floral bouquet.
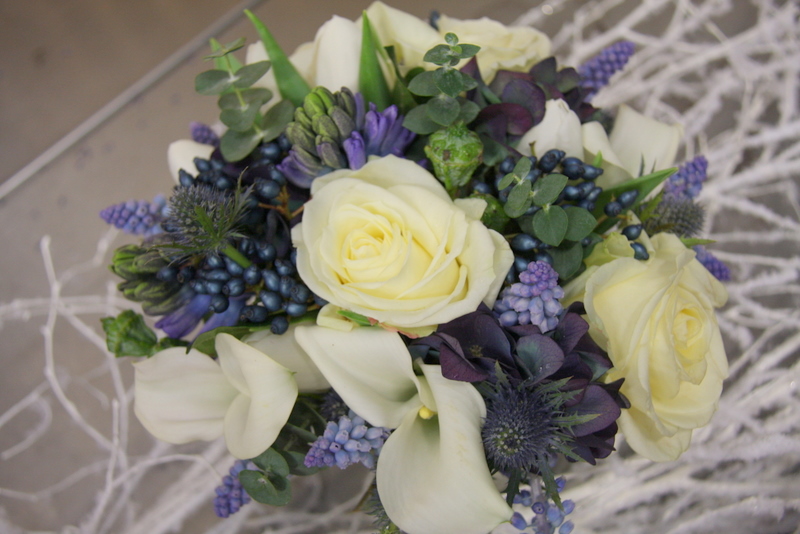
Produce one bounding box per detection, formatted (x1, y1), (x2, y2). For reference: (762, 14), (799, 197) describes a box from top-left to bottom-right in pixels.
(99, 3), (731, 533)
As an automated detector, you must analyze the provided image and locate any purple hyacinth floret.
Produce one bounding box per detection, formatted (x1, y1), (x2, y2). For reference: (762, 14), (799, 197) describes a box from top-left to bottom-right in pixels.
(694, 245), (731, 281)
(511, 479), (576, 534)
(578, 41), (635, 100)
(494, 261), (564, 332)
(99, 195), (168, 237)
(190, 121), (220, 147)
(664, 155), (708, 200)
(155, 293), (211, 338)
(213, 460), (253, 518)
(304, 410), (389, 470)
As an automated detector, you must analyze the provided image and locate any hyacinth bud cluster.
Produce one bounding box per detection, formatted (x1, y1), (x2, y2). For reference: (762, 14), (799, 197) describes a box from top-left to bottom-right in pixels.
(304, 410), (390, 470)
(494, 261), (564, 332)
(578, 41), (636, 100)
(99, 195), (168, 237)
(278, 87), (415, 187)
(213, 460), (253, 518)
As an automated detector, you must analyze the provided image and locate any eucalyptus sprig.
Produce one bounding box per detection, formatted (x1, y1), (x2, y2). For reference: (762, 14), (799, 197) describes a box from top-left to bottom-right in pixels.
(194, 38), (294, 162)
(402, 33), (482, 134)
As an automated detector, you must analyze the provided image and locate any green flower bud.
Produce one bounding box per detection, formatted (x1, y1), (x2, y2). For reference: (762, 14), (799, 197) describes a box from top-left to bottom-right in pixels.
(329, 106), (356, 139)
(424, 122), (483, 191)
(316, 140), (347, 169)
(312, 86), (336, 111)
(303, 92), (328, 118)
(286, 122), (316, 153)
(313, 114), (342, 143)
(294, 107), (313, 129)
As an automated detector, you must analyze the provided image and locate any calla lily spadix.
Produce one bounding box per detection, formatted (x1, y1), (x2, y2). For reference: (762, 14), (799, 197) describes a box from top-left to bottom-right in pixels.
(133, 333), (298, 459)
(295, 325), (512, 534)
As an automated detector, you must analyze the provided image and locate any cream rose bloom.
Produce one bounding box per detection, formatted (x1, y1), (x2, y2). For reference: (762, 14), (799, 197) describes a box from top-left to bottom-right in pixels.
(291, 155), (513, 331)
(563, 233), (729, 461)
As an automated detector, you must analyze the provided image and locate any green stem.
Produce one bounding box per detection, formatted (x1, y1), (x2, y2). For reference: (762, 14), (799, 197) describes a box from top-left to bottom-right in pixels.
(222, 244), (252, 268)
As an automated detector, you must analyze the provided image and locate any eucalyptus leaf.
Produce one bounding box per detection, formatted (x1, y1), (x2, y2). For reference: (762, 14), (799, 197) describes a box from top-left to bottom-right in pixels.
(407, 70), (439, 96)
(427, 94), (460, 126)
(209, 38), (243, 72)
(218, 88), (273, 110)
(278, 450), (320, 476)
(498, 172), (516, 190)
(260, 99), (296, 142)
(245, 10), (310, 107)
(424, 44), (452, 65)
(457, 99), (480, 124)
(434, 68), (464, 97)
(458, 43), (481, 59)
(533, 205), (568, 246)
(563, 206), (597, 241)
(548, 241), (584, 280)
(233, 60), (271, 88)
(460, 71), (479, 91)
(403, 105), (441, 134)
(359, 12), (391, 111)
(504, 180), (532, 218)
(532, 174), (568, 206)
(220, 103), (260, 132)
(513, 157), (532, 178)
(251, 447), (291, 477)
(239, 469), (291, 506)
(205, 37), (246, 59)
(220, 127), (263, 162)
(195, 69), (234, 96)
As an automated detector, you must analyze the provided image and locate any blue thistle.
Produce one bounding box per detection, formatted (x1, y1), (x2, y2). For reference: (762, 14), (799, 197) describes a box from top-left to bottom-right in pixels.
(578, 41), (636, 100)
(494, 261), (564, 332)
(694, 246), (731, 281)
(664, 155), (708, 200)
(213, 460), (253, 518)
(304, 410), (390, 470)
(99, 195), (168, 237)
(644, 196), (705, 237)
(190, 121), (220, 147)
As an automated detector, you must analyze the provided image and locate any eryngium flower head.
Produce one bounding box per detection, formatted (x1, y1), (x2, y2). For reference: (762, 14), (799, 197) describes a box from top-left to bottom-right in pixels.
(644, 196), (705, 237)
(163, 183), (251, 254)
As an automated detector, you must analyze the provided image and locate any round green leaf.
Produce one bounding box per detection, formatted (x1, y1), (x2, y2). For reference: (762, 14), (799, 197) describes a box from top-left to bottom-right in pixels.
(532, 173), (568, 206)
(251, 447), (290, 477)
(239, 469), (291, 506)
(403, 105), (441, 134)
(260, 99), (295, 142)
(458, 100), (480, 124)
(427, 95), (460, 126)
(548, 241), (584, 280)
(218, 88), (272, 109)
(533, 205), (568, 246)
(504, 180), (532, 218)
(220, 127), (263, 162)
(220, 103), (260, 132)
(195, 69), (234, 96)
(233, 61), (271, 88)
(407, 70), (439, 96)
(434, 68), (464, 97)
(563, 206), (598, 241)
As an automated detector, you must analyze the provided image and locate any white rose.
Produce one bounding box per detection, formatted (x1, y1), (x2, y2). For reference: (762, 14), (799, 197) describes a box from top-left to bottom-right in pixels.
(436, 14), (551, 83)
(291, 155), (513, 330)
(564, 233), (729, 461)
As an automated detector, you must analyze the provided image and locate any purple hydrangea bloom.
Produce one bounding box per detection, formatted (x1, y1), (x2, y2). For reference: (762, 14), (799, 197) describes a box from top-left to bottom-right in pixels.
(494, 261), (565, 332)
(578, 41), (636, 100)
(304, 410), (389, 470)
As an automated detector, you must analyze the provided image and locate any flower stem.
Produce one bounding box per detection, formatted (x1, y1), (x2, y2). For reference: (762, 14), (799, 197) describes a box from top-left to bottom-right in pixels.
(222, 244), (252, 268)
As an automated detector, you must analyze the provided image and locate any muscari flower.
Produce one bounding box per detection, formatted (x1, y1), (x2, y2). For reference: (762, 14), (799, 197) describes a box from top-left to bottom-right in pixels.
(213, 460), (253, 518)
(304, 410), (389, 470)
(663, 155), (708, 200)
(278, 87), (415, 188)
(295, 325), (512, 534)
(100, 195), (168, 237)
(578, 41), (636, 101)
(494, 261), (565, 332)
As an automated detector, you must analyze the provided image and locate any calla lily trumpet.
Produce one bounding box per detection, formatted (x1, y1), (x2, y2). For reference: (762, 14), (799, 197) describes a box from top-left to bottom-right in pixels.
(295, 325), (512, 534)
(133, 333), (298, 459)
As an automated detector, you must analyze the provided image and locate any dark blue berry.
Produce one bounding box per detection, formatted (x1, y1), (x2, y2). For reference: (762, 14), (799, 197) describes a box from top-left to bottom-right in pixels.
(622, 224), (643, 240)
(582, 164), (603, 180)
(205, 269), (232, 282)
(205, 255), (225, 269)
(190, 279), (208, 294)
(285, 302), (308, 317)
(194, 157), (212, 173)
(270, 315), (289, 334)
(255, 179), (281, 200)
(577, 181), (595, 199)
(238, 238), (255, 257)
(260, 290), (282, 312)
(177, 266), (195, 284)
(514, 256), (530, 272)
(523, 168), (542, 183)
(275, 259), (294, 276)
(618, 189), (639, 208)
(586, 186), (603, 201)
(511, 233), (538, 252)
(279, 276), (295, 298)
(256, 242), (277, 263)
(604, 201), (623, 217)
(537, 149), (565, 172)
(269, 167), (286, 185)
(242, 265), (262, 285)
(631, 242), (650, 260)
(473, 181), (492, 195)
(562, 185), (582, 200)
(157, 266), (179, 282)
(262, 270), (280, 292)
(278, 134), (292, 152)
(178, 169), (195, 187)
(224, 257), (244, 276)
(210, 294), (229, 313)
(205, 280), (223, 294)
(241, 305), (269, 323)
(290, 284), (310, 304)
(223, 278), (245, 297)
(313, 294), (328, 307)
(498, 156), (515, 174)
(577, 199), (595, 211)
(258, 142), (283, 162)
(534, 251), (553, 265)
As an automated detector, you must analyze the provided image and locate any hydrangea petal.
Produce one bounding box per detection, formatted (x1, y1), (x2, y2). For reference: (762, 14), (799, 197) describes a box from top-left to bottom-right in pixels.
(377, 362), (512, 534)
(133, 347), (237, 444)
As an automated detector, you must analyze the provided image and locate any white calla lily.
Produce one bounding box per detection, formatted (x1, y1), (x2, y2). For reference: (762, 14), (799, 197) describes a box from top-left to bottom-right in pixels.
(295, 326), (511, 534)
(133, 333), (298, 459)
(516, 99), (584, 160)
(167, 139), (215, 184)
(244, 325), (329, 393)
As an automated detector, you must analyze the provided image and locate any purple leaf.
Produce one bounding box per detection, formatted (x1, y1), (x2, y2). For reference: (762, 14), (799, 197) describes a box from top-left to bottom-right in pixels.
(515, 334), (564, 381)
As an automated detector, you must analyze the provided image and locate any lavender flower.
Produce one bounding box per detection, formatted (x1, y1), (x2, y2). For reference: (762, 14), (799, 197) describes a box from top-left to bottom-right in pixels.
(99, 195), (168, 237)
(494, 261), (565, 332)
(578, 41), (636, 100)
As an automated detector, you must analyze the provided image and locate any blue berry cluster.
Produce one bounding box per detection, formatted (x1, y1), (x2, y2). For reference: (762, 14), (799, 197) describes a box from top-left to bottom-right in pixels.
(619, 223), (650, 260)
(578, 41), (636, 100)
(494, 261), (564, 332)
(213, 460), (253, 518)
(304, 410), (389, 470)
(664, 155), (707, 200)
(511, 478), (575, 534)
(190, 121), (220, 147)
(100, 195), (167, 237)
(694, 245), (731, 281)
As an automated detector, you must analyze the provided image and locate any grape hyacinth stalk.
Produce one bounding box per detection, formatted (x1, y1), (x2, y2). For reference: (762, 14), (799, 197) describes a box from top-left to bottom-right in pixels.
(494, 261), (565, 332)
(578, 41), (636, 100)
